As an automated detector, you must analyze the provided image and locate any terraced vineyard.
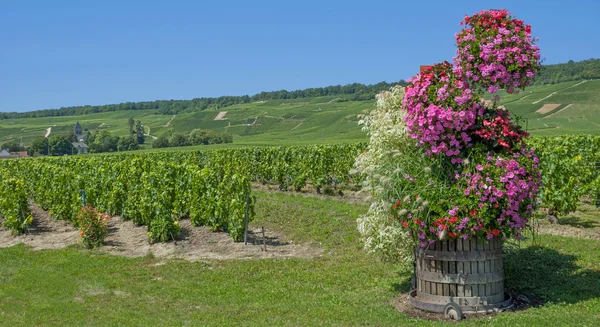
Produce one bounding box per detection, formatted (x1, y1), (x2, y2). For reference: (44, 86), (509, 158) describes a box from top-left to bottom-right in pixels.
(3, 80), (599, 149)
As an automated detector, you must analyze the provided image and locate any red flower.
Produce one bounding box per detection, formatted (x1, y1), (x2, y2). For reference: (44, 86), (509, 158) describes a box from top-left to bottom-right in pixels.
(449, 232), (457, 238)
(402, 221), (409, 228)
(469, 210), (477, 216)
(414, 219), (422, 225)
(492, 229), (501, 236)
(449, 217), (458, 224)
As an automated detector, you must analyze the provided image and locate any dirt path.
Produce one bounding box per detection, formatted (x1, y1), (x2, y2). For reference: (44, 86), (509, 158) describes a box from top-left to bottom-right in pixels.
(0, 205), (79, 249)
(1, 204), (323, 261)
(143, 126), (158, 140)
(164, 115), (176, 127)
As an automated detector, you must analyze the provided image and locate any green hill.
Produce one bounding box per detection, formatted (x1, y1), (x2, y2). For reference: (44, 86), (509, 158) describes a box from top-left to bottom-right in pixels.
(497, 79), (600, 136)
(2, 80), (600, 148)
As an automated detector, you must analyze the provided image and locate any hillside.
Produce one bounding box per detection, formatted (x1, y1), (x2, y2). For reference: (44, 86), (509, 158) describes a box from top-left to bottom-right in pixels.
(2, 80), (600, 148)
(497, 79), (600, 135)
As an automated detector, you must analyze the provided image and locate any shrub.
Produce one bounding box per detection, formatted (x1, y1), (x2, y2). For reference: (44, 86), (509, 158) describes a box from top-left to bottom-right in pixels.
(76, 205), (108, 249)
(0, 178), (33, 235)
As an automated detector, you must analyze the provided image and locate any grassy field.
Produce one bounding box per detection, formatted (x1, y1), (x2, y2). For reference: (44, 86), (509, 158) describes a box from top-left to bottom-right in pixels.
(1, 190), (599, 326)
(3, 80), (599, 148)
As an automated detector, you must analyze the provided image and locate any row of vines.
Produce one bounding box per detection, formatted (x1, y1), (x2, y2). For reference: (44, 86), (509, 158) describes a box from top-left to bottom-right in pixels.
(0, 153), (254, 242)
(1, 137), (597, 237)
(527, 135), (600, 217)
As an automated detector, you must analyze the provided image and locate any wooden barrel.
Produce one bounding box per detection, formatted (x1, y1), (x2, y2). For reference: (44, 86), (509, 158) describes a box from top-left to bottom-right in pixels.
(412, 237), (508, 313)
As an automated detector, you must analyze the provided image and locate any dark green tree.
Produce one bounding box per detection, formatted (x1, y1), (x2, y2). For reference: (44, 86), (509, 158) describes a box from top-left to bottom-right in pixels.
(48, 134), (73, 156)
(28, 137), (49, 156)
(1, 141), (25, 152)
(136, 120), (145, 144)
(89, 130), (119, 153)
(169, 133), (190, 147)
(128, 117), (135, 135)
(117, 135), (140, 151)
(152, 135), (170, 148)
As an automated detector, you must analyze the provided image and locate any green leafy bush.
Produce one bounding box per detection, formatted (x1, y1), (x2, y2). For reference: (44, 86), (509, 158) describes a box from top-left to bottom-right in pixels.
(0, 178), (33, 235)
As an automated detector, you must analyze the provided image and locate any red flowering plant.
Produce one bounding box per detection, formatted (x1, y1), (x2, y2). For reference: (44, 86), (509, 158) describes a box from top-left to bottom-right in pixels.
(454, 9), (542, 94)
(383, 9), (542, 248)
(76, 205), (109, 249)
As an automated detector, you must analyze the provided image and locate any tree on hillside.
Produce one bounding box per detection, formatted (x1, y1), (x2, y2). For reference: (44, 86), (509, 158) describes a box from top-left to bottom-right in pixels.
(169, 133), (190, 147)
(48, 135), (73, 156)
(28, 137), (49, 156)
(1, 141), (24, 152)
(136, 120), (145, 144)
(152, 135), (170, 148)
(89, 130), (119, 153)
(128, 117), (135, 135)
(117, 135), (140, 151)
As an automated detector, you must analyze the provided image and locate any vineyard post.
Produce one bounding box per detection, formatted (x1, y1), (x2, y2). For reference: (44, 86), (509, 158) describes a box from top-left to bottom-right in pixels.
(244, 193), (249, 245)
(80, 189), (86, 207)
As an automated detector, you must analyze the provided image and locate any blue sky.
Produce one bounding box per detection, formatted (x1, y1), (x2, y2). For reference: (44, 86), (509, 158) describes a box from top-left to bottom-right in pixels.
(1, 0), (598, 112)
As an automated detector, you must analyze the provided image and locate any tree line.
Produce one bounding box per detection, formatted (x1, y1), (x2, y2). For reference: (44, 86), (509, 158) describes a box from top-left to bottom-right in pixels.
(152, 129), (233, 149)
(534, 58), (600, 85)
(1, 81), (407, 119)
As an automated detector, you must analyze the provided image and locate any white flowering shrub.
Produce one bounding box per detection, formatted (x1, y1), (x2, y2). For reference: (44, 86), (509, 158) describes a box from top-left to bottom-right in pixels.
(355, 86), (415, 264)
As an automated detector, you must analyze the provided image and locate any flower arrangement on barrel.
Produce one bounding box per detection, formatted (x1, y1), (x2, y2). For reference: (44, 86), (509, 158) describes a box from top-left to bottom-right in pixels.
(356, 9), (542, 319)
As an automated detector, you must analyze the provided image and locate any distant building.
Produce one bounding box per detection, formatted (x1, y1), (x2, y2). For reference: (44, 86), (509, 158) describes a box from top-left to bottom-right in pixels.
(74, 121), (83, 136)
(0, 149), (28, 159)
(72, 122), (89, 154)
(72, 142), (89, 155)
(12, 151), (28, 158)
(0, 149), (12, 158)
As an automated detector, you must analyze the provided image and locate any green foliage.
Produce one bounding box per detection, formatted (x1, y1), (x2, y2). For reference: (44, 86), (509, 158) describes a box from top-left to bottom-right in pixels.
(135, 120), (145, 144)
(0, 150), (256, 242)
(152, 135), (169, 148)
(528, 135), (600, 216)
(0, 177), (33, 235)
(1, 140), (25, 152)
(27, 136), (49, 156)
(75, 205), (108, 249)
(535, 58), (600, 85)
(89, 130), (119, 153)
(169, 133), (190, 147)
(48, 134), (73, 155)
(117, 135), (140, 152)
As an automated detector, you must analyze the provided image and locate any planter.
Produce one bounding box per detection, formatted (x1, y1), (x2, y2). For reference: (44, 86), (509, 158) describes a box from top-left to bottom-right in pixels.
(408, 237), (512, 318)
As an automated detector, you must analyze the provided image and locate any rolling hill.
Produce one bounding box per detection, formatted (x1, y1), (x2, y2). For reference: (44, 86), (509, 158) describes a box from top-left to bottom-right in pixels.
(1, 80), (599, 149)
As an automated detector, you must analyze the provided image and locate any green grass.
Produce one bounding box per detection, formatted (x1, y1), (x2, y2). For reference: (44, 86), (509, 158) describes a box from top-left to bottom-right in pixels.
(1, 190), (599, 326)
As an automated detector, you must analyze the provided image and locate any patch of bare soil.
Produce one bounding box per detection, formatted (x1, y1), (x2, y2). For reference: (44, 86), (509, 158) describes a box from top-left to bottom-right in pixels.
(0, 204), (79, 249)
(535, 103), (561, 114)
(103, 216), (323, 260)
(391, 290), (543, 321)
(1, 204), (323, 261)
(535, 223), (600, 240)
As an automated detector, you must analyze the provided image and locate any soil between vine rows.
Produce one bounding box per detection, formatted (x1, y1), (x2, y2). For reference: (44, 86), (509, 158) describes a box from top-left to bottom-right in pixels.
(0, 204), (323, 260)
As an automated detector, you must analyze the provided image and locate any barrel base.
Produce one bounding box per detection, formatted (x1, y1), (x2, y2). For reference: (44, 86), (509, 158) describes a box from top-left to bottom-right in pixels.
(408, 289), (513, 315)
